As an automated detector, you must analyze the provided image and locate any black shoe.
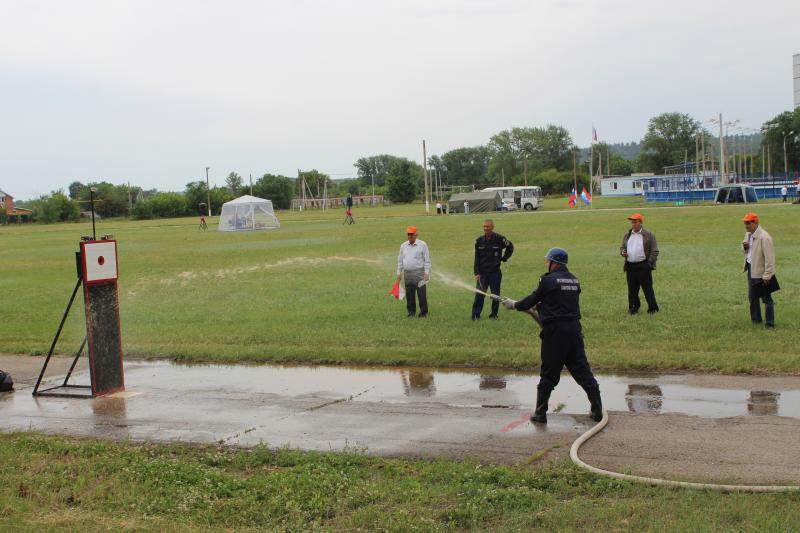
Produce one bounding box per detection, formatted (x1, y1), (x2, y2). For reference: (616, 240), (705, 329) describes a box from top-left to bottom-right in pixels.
(647, 308), (659, 314)
(488, 315), (498, 320)
(530, 412), (547, 424)
(530, 389), (551, 424)
(417, 313), (428, 318)
(752, 320), (763, 325)
(471, 316), (480, 321)
(628, 308), (639, 315)
(407, 313), (415, 318)
(587, 389), (603, 422)
(765, 324), (775, 330)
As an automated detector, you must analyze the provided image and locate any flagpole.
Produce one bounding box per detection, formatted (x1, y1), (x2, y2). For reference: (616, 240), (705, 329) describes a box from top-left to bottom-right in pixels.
(573, 149), (577, 207)
(590, 124), (595, 209)
(589, 125), (594, 210)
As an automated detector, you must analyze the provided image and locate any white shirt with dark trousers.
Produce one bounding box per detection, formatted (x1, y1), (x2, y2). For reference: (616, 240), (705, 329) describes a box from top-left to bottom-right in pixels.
(397, 239), (431, 315)
(626, 231), (646, 263)
(397, 240), (431, 282)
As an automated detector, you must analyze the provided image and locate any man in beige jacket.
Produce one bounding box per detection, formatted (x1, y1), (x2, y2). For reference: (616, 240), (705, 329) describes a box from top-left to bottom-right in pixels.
(741, 212), (776, 328)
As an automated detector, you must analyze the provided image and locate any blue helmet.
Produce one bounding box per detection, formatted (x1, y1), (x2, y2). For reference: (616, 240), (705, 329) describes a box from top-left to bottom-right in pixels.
(544, 247), (568, 265)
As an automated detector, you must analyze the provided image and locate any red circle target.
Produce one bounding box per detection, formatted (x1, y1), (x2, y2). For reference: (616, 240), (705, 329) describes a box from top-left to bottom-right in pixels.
(98, 256), (105, 266)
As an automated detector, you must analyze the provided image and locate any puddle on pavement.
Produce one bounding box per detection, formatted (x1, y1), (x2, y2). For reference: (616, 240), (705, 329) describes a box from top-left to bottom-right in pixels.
(89, 360), (800, 419)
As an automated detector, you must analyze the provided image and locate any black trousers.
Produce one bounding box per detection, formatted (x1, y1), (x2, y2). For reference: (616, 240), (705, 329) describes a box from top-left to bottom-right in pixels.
(538, 321), (599, 395)
(626, 261), (658, 312)
(472, 270), (502, 318)
(746, 265), (774, 326)
(405, 281), (428, 316)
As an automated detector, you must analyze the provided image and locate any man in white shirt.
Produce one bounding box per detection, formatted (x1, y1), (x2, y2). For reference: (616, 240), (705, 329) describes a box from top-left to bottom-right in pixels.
(396, 226), (431, 317)
(781, 185), (788, 203)
(619, 213), (660, 315)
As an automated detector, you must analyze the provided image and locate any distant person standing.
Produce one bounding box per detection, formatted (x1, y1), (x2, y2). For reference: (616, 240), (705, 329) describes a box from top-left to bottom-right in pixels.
(620, 213), (659, 314)
(463, 201), (469, 214)
(472, 219), (514, 320)
(396, 226), (431, 318)
(741, 212), (777, 329)
(436, 201), (443, 215)
(343, 206), (355, 225)
(346, 194), (354, 209)
(781, 185), (788, 203)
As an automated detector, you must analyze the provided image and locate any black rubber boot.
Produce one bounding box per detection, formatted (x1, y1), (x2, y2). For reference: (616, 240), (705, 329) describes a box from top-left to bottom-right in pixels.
(587, 388), (603, 422)
(530, 389), (551, 424)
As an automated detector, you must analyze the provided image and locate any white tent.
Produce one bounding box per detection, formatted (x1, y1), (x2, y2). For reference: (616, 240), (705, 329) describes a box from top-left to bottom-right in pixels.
(218, 195), (280, 232)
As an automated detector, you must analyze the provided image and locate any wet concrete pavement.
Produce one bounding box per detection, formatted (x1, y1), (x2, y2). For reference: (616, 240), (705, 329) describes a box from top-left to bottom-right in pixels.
(2, 357), (800, 465)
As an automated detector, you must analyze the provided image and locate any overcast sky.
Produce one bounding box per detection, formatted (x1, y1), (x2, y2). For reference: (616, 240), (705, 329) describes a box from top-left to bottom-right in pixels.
(1, 0), (798, 200)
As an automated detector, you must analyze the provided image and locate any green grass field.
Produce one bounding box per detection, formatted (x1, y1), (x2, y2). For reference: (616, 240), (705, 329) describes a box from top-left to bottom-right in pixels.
(3, 197), (800, 530)
(2, 432), (800, 531)
(1, 196), (798, 373)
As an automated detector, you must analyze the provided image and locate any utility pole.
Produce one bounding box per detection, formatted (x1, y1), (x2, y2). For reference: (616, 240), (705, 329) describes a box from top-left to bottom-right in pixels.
(205, 167), (211, 216)
(523, 157), (528, 186)
(784, 131), (793, 176)
(501, 168), (505, 187)
(718, 113), (726, 184)
(572, 149), (577, 198)
(422, 140), (430, 214)
(249, 174), (253, 196)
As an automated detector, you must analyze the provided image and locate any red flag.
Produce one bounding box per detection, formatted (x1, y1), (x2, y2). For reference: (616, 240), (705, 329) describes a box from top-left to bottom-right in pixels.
(389, 281), (405, 300)
(568, 188), (577, 207)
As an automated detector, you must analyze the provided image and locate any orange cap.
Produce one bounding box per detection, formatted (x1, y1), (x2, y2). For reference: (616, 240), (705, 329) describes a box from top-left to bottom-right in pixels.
(742, 212), (759, 222)
(627, 213), (643, 221)
(406, 226), (417, 234)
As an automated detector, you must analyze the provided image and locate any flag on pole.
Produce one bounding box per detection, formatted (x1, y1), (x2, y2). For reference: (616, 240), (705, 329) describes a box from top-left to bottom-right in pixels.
(580, 186), (592, 205)
(568, 188), (577, 207)
(390, 280), (405, 300)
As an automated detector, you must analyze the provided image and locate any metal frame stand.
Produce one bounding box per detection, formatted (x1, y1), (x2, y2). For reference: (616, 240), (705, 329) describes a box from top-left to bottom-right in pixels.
(32, 278), (92, 398)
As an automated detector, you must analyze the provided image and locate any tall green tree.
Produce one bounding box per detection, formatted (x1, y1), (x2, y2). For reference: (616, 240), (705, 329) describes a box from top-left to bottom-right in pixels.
(226, 172), (244, 194)
(184, 181), (234, 216)
(488, 125), (575, 184)
(68, 181), (86, 199)
(386, 160), (418, 203)
(75, 182), (131, 218)
(354, 155), (418, 188)
(300, 169), (330, 198)
(437, 146), (492, 187)
(253, 174), (295, 209)
(762, 108), (800, 176)
(638, 112), (705, 172)
(30, 190), (80, 223)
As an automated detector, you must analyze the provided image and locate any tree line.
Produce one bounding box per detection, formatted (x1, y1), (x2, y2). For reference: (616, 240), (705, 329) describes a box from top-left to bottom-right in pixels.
(14, 107), (800, 223)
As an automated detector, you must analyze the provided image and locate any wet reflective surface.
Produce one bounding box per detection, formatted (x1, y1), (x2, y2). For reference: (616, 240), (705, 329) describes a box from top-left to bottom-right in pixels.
(3, 360), (800, 459)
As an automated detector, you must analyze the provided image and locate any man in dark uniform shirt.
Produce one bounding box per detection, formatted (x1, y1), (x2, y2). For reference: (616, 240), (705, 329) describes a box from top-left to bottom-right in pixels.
(472, 219), (514, 320)
(502, 247), (603, 424)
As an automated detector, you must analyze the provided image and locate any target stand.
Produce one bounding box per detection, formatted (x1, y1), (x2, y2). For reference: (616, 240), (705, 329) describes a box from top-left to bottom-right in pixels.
(33, 237), (125, 398)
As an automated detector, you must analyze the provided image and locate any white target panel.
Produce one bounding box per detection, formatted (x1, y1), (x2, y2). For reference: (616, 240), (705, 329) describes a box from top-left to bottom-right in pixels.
(81, 240), (118, 284)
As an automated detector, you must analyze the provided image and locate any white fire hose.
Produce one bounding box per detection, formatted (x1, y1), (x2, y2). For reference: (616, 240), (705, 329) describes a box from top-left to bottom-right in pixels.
(570, 410), (800, 492)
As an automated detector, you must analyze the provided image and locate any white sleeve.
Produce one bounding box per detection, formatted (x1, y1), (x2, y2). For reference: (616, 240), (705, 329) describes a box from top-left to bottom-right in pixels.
(397, 244), (404, 275)
(423, 243), (431, 273)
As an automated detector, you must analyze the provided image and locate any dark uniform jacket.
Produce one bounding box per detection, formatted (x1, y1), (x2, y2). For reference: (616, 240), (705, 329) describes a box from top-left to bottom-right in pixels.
(620, 228), (658, 271)
(514, 266), (581, 324)
(473, 232), (514, 275)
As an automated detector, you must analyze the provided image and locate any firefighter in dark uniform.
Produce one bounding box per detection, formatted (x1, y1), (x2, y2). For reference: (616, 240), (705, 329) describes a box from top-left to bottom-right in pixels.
(471, 219), (514, 320)
(502, 247), (603, 424)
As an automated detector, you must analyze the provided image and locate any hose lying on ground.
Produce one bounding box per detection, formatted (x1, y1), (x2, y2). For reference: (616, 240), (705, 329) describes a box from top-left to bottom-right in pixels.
(569, 410), (800, 492)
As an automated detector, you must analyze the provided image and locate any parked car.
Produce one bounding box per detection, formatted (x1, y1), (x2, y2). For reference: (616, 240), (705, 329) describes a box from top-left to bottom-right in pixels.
(500, 199), (518, 211)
